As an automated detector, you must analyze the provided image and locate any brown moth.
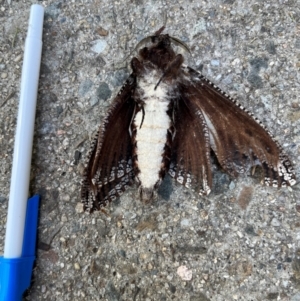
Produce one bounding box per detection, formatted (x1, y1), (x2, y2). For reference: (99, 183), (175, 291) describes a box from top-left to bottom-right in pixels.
(81, 26), (296, 212)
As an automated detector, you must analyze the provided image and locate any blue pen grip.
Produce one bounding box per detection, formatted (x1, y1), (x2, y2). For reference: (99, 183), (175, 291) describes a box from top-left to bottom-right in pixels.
(0, 195), (40, 301)
(22, 195), (40, 257)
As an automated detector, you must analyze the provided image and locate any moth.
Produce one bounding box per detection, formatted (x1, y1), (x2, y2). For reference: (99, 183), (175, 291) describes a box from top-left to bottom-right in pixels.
(81, 26), (296, 212)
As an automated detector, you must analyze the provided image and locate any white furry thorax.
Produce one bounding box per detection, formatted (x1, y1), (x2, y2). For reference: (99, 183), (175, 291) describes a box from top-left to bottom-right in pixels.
(137, 69), (172, 100)
(134, 69), (173, 189)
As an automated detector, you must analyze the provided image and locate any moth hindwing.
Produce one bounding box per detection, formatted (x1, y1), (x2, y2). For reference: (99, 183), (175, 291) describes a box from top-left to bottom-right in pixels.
(81, 27), (296, 212)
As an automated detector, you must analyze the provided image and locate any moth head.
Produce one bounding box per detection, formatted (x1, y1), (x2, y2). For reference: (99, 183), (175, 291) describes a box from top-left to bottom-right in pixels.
(134, 33), (187, 74)
(137, 38), (189, 53)
(135, 27), (190, 63)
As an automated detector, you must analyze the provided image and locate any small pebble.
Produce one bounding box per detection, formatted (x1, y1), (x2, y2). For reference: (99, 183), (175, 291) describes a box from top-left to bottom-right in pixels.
(61, 214), (68, 222)
(78, 79), (93, 96)
(291, 293), (300, 301)
(14, 54), (23, 63)
(91, 39), (107, 54)
(161, 233), (169, 239)
(271, 218), (281, 227)
(177, 265), (192, 281)
(61, 194), (70, 202)
(75, 203), (84, 213)
(229, 181), (235, 190)
(211, 59), (220, 66)
(180, 218), (190, 227)
(237, 231), (243, 238)
(96, 27), (108, 36)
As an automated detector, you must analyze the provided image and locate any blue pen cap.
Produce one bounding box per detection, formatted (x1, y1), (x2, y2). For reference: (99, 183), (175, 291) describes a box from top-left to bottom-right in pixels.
(0, 256), (36, 300)
(0, 195), (40, 301)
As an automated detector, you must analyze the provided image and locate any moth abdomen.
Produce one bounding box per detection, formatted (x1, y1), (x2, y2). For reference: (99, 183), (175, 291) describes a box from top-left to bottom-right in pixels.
(133, 100), (172, 199)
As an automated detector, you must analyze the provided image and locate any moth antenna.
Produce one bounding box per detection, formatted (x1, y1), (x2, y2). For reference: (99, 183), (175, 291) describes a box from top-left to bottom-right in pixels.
(170, 36), (191, 54)
(133, 24), (168, 55)
(118, 37), (153, 68)
(135, 36), (153, 52)
(154, 25), (165, 36)
(135, 25), (166, 51)
(154, 10), (168, 36)
(119, 36), (153, 67)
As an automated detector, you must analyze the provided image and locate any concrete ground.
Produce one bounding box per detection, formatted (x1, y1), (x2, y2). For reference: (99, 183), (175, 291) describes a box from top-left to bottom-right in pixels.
(0, 0), (300, 300)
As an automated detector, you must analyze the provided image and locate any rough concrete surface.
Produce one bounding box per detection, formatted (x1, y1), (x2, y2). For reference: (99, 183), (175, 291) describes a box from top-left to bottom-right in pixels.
(0, 0), (300, 300)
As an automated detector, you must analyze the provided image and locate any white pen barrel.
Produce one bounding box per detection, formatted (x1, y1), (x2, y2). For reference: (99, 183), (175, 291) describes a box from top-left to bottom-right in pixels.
(4, 4), (44, 258)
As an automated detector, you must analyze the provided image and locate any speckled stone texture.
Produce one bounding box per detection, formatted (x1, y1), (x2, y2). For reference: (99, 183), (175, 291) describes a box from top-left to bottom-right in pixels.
(0, 1), (299, 300)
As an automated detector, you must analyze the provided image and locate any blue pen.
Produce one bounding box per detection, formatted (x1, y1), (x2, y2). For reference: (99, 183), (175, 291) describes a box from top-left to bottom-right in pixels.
(0, 5), (44, 301)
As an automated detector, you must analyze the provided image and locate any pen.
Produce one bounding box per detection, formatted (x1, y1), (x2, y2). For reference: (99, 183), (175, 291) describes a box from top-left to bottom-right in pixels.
(0, 4), (44, 300)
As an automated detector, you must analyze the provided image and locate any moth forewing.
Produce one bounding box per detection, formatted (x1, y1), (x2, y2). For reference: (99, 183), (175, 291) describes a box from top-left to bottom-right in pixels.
(81, 28), (296, 212)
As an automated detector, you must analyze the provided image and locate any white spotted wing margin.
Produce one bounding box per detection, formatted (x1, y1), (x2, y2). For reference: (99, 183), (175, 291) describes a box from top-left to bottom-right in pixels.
(169, 93), (213, 195)
(170, 65), (296, 190)
(81, 75), (136, 212)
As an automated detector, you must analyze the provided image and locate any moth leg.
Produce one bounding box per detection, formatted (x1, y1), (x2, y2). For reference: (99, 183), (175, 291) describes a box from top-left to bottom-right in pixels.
(131, 57), (145, 75)
(128, 104), (137, 138)
(139, 106), (145, 129)
(155, 54), (184, 89)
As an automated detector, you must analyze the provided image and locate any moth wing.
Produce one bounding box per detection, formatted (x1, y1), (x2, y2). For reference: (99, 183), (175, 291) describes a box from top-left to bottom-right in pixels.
(169, 93), (213, 195)
(81, 75), (136, 212)
(180, 66), (296, 187)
